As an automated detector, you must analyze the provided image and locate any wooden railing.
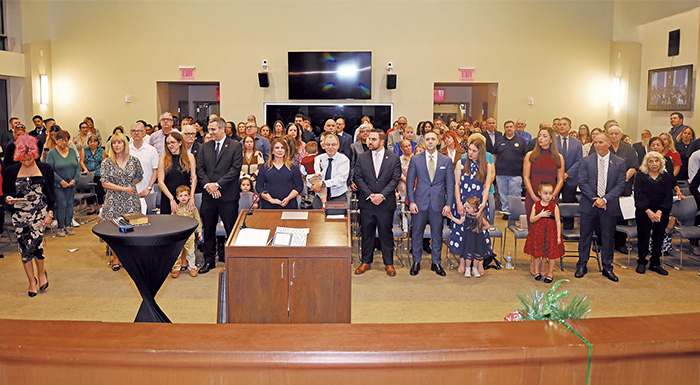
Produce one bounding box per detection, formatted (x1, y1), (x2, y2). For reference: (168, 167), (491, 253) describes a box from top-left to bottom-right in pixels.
(1, 313), (699, 384)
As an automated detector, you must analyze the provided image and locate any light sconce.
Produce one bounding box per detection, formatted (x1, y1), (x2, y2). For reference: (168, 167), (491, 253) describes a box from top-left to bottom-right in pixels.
(40, 75), (49, 105)
(610, 77), (621, 107)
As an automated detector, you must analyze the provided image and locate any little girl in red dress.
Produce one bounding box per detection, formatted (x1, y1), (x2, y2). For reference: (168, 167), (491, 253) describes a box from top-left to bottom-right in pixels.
(523, 182), (564, 283)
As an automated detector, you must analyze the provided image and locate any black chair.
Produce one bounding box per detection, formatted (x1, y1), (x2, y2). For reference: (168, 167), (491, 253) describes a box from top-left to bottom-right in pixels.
(615, 220), (637, 269)
(504, 196), (528, 268)
(73, 171), (97, 223)
(668, 196), (700, 270)
(558, 203), (602, 272)
(487, 195), (504, 262)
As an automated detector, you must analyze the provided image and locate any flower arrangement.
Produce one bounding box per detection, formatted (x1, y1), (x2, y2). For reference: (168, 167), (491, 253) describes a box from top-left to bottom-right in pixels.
(505, 279), (591, 321)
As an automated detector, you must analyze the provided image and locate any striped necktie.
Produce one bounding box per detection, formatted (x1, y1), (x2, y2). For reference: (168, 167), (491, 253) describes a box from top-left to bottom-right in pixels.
(597, 157), (606, 197)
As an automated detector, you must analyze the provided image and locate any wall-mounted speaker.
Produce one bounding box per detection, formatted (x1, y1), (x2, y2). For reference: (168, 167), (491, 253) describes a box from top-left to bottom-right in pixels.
(386, 74), (397, 90)
(668, 29), (680, 57)
(258, 72), (269, 88)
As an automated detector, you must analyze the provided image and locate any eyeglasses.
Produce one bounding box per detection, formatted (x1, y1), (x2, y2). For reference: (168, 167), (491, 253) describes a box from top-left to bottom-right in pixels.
(160, 118), (173, 122)
(183, 132), (196, 136)
(130, 130), (145, 133)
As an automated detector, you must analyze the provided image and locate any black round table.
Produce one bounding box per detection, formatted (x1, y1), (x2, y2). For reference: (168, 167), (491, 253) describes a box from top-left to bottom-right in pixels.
(93, 215), (198, 323)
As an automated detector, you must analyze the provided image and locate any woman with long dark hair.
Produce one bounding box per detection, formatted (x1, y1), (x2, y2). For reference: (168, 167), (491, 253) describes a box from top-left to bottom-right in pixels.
(256, 138), (303, 209)
(157, 132), (197, 215)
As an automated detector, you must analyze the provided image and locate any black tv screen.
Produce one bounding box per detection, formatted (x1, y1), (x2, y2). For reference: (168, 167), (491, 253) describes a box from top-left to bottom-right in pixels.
(288, 51), (372, 100)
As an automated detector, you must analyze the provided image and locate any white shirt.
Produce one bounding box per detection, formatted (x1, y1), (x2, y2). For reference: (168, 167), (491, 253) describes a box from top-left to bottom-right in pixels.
(425, 150), (438, 170)
(688, 150), (700, 182)
(371, 148), (385, 176)
(129, 141), (159, 193)
(311, 152), (350, 198)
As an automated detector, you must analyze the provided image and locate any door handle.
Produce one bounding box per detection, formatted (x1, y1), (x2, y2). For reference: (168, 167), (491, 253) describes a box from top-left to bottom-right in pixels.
(292, 261), (296, 279)
(281, 262), (284, 279)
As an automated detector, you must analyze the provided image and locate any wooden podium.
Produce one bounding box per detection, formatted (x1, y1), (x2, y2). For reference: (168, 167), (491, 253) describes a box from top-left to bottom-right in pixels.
(220, 210), (351, 324)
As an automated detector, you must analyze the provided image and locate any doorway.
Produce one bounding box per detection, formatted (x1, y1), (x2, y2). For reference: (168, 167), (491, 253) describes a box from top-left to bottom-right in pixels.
(433, 83), (498, 122)
(156, 82), (220, 123)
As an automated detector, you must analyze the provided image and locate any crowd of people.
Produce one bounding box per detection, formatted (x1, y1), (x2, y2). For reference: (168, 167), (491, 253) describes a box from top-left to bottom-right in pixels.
(1, 110), (697, 297)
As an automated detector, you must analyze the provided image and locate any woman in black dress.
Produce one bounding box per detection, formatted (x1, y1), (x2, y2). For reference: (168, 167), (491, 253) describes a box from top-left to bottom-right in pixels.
(634, 151), (673, 276)
(3, 134), (55, 297)
(157, 132), (197, 214)
(256, 137), (303, 209)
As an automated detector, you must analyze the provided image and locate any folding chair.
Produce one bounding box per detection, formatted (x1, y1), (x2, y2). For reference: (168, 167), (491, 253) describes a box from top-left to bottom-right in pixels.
(487, 195), (504, 260)
(668, 196), (700, 270)
(73, 171), (97, 223)
(558, 202), (602, 272)
(504, 196), (528, 268)
(615, 220), (637, 269)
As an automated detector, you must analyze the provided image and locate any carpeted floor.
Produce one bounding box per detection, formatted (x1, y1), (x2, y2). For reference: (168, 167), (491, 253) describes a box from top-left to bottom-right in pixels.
(0, 214), (699, 324)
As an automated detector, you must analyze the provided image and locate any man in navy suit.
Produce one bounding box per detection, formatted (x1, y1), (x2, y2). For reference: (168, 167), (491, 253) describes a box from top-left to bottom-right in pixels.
(196, 117), (243, 274)
(353, 130), (402, 276)
(335, 118), (353, 160)
(407, 131), (455, 276)
(556, 117), (583, 229)
(576, 132), (626, 282)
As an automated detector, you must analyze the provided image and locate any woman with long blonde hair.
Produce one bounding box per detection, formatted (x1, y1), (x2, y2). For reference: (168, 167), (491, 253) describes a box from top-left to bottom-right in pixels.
(255, 137), (303, 209)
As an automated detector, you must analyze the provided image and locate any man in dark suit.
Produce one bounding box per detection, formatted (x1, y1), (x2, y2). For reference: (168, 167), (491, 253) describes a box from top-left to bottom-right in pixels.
(182, 124), (202, 193)
(576, 132), (626, 282)
(29, 115), (47, 151)
(482, 117), (502, 154)
(353, 129), (402, 276)
(349, 123), (372, 190)
(556, 117), (583, 229)
(196, 117), (243, 274)
(407, 131), (455, 276)
(632, 129), (651, 166)
(335, 118), (353, 159)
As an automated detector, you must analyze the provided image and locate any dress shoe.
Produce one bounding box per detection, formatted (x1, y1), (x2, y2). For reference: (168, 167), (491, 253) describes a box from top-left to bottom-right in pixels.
(385, 265), (396, 277)
(636, 263), (646, 274)
(501, 214), (509, 220)
(39, 271), (49, 293)
(354, 263), (371, 275)
(432, 263), (446, 276)
(574, 267), (587, 278)
(648, 265), (669, 276)
(171, 270), (180, 278)
(198, 263), (215, 275)
(422, 245), (432, 254)
(409, 262), (420, 276)
(189, 268), (198, 277)
(602, 270), (619, 282)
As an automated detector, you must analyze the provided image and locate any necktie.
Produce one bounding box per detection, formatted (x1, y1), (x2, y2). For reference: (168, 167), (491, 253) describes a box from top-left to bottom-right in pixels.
(325, 157), (333, 197)
(215, 142), (221, 156)
(374, 152), (381, 178)
(597, 157), (606, 197)
(428, 155), (435, 182)
(562, 137), (567, 155)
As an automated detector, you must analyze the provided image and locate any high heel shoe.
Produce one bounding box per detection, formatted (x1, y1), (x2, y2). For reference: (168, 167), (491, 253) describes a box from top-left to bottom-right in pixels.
(39, 271), (49, 293)
(28, 278), (38, 297)
(110, 260), (121, 271)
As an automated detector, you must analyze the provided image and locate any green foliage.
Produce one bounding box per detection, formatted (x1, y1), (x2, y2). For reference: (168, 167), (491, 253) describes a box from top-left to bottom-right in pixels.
(514, 279), (591, 321)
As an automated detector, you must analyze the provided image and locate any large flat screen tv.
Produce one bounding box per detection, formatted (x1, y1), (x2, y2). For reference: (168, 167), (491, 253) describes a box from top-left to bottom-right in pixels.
(288, 51), (372, 100)
(647, 64), (694, 111)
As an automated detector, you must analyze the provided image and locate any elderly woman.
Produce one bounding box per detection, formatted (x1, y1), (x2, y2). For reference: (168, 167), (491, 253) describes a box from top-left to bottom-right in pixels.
(46, 130), (81, 237)
(256, 137), (303, 209)
(3, 134), (55, 297)
(634, 151), (673, 276)
(79, 134), (106, 213)
(157, 131), (196, 215)
(101, 132), (144, 271)
(450, 135), (495, 277)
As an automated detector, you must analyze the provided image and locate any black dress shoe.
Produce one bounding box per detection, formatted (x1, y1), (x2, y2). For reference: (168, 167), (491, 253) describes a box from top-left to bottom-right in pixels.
(198, 263), (215, 275)
(409, 262), (420, 276)
(574, 267), (587, 278)
(602, 270), (619, 282)
(431, 263), (446, 276)
(649, 265), (669, 276)
(501, 214), (509, 220)
(636, 263), (646, 274)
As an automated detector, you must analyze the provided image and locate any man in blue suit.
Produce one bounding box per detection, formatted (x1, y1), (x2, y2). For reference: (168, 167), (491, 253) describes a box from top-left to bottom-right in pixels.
(407, 131), (455, 276)
(556, 117), (583, 229)
(576, 132), (626, 282)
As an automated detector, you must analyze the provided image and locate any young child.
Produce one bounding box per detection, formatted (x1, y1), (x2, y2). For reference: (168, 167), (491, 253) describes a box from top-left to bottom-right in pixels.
(446, 196), (491, 278)
(239, 176), (258, 210)
(302, 141), (327, 207)
(171, 185), (203, 278)
(523, 182), (564, 283)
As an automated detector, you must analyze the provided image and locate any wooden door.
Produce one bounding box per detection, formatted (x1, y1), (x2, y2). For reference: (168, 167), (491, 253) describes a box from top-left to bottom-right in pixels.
(228, 257), (289, 323)
(288, 258), (350, 323)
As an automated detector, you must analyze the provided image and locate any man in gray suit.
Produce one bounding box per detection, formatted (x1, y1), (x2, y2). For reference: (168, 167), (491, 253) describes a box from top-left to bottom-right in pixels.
(556, 117), (583, 229)
(407, 131), (455, 276)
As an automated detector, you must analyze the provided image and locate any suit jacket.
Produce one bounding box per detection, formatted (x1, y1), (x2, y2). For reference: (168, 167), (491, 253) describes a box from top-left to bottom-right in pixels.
(189, 141), (202, 159)
(196, 137), (243, 202)
(336, 132), (353, 159)
(350, 140), (367, 183)
(354, 150), (402, 210)
(406, 151), (455, 211)
(484, 130), (503, 154)
(557, 135), (583, 187)
(633, 142), (647, 166)
(578, 152), (626, 217)
(438, 146), (466, 168)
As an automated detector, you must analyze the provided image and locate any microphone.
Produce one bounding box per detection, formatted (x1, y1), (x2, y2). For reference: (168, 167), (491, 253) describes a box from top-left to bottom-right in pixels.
(240, 194), (260, 229)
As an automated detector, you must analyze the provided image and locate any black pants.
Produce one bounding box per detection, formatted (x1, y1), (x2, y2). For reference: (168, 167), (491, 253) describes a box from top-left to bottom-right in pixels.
(636, 208), (670, 267)
(201, 198), (239, 266)
(360, 208), (395, 266)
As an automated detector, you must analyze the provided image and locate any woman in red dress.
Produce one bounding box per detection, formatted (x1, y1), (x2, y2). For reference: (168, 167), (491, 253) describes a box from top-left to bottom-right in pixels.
(522, 124), (564, 276)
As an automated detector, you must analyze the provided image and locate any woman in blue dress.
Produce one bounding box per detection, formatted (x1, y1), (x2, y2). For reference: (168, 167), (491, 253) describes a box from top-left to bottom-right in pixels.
(449, 134), (495, 277)
(256, 137), (303, 209)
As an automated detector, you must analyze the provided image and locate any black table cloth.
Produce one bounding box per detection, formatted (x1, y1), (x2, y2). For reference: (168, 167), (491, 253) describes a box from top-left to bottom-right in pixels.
(92, 215), (198, 323)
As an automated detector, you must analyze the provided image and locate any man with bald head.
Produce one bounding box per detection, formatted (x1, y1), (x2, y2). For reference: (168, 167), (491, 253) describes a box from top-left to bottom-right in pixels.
(317, 119), (337, 154)
(150, 112), (179, 157)
(514, 118), (531, 141)
(483, 117), (502, 154)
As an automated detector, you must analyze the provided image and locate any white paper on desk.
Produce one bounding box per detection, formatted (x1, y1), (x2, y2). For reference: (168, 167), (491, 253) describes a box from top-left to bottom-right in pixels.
(281, 211), (308, 220)
(619, 195), (635, 220)
(326, 214), (346, 219)
(234, 228), (270, 246)
(275, 227), (309, 246)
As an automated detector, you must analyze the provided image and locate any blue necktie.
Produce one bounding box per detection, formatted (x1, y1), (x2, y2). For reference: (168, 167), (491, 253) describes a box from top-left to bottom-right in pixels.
(215, 142), (220, 156)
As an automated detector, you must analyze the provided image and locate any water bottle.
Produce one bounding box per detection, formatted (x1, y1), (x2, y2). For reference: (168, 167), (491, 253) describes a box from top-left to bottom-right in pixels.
(505, 252), (514, 270)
